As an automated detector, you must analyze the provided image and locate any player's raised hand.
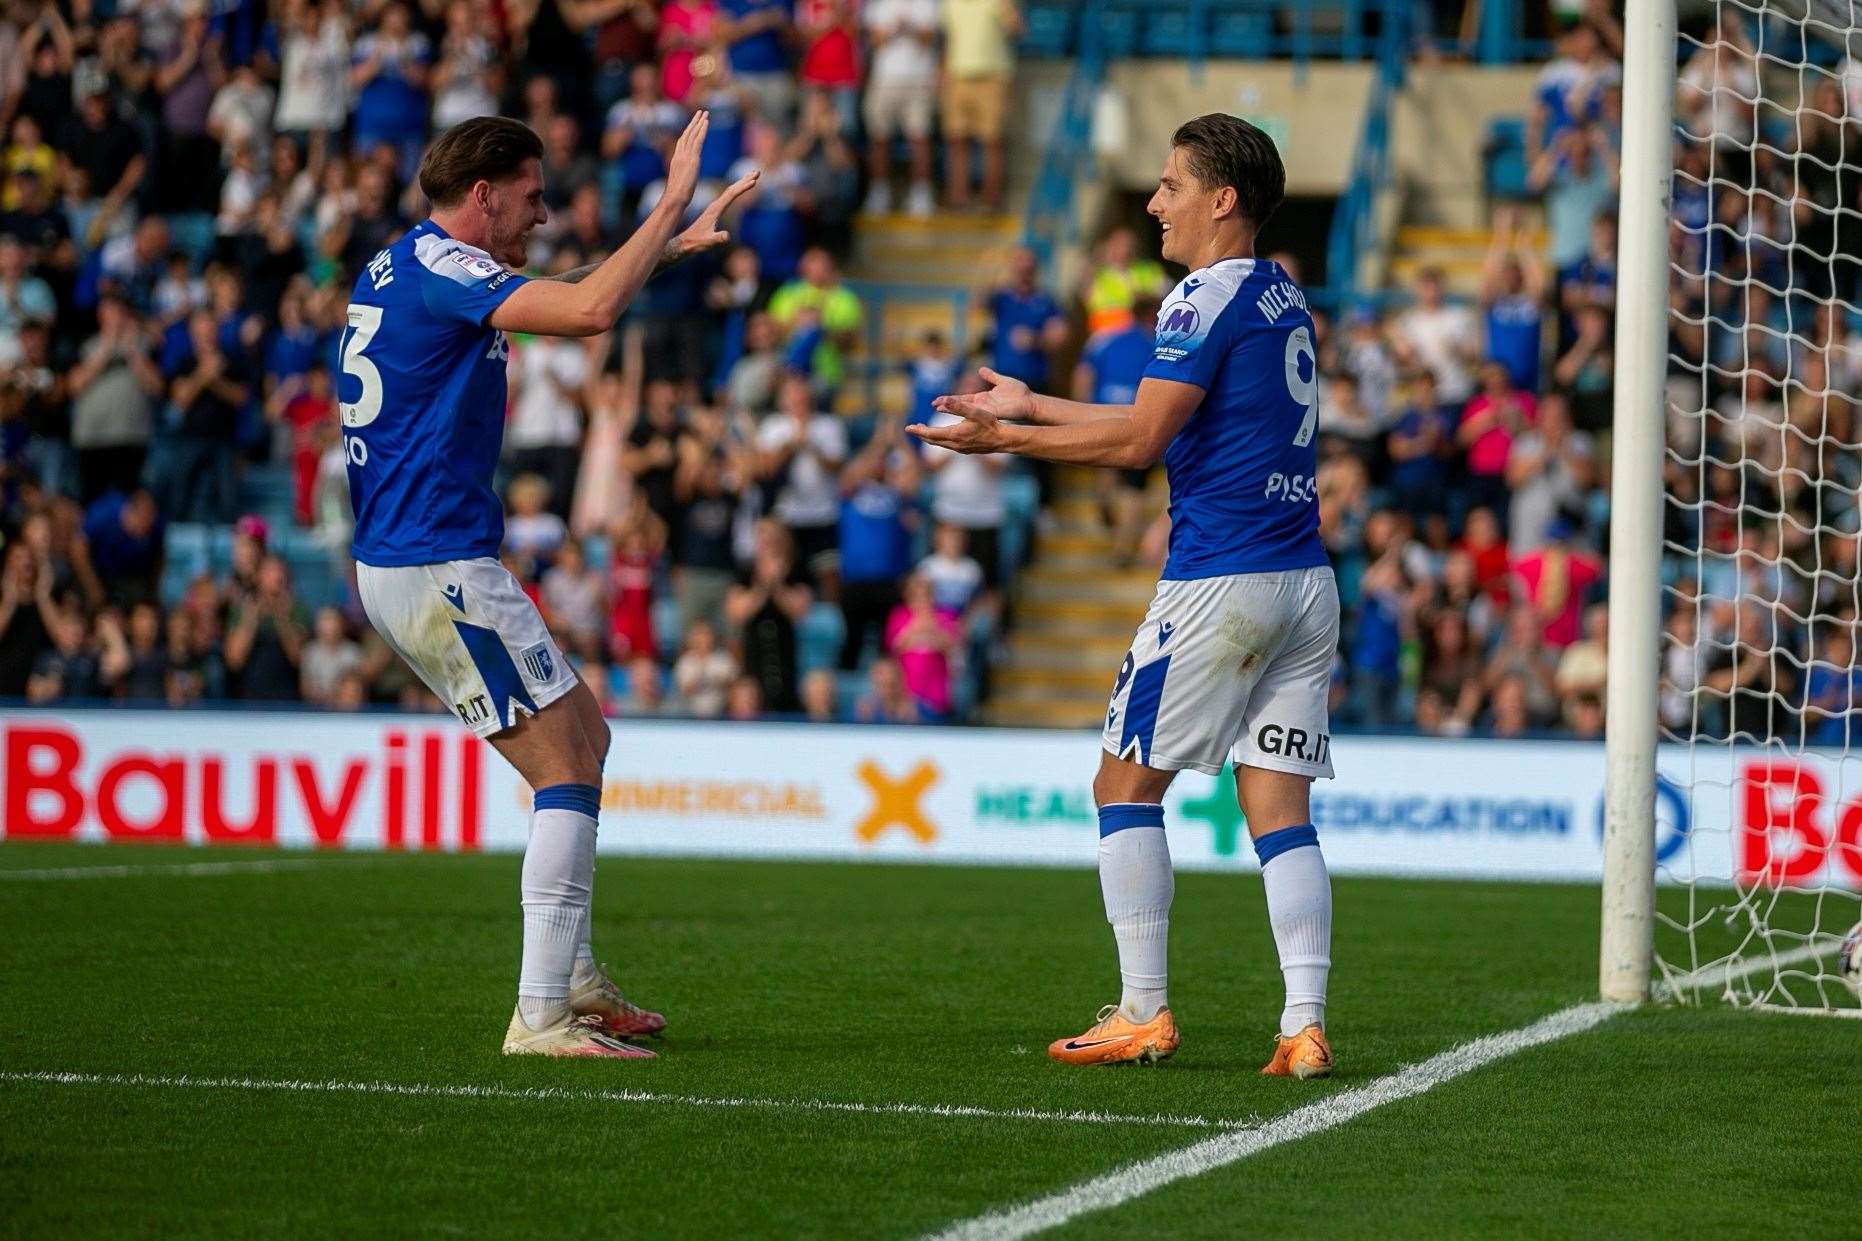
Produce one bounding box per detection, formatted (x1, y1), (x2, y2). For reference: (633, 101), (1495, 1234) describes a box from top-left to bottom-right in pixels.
(676, 169), (762, 255)
(908, 409), (1007, 455)
(664, 110), (711, 211)
(931, 367), (1034, 424)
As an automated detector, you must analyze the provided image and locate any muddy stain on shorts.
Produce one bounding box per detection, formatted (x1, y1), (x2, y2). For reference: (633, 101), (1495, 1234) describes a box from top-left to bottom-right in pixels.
(1218, 610), (1286, 679)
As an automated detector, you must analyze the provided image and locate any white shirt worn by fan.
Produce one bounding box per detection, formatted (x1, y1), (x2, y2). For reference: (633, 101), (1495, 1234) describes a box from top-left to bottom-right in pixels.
(865, 0), (940, 85)
(507, 337), (589, 450)
(1394, 302), (1481, 404)
(757, 411), (848, 528)
(922, 412), (1008, 528)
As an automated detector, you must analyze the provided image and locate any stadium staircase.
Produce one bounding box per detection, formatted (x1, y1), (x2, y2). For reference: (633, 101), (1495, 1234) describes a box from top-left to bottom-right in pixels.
(840, 213), (1022, 418)
(985, 467), (1165, 729)
(1384, 223), (1547, 297)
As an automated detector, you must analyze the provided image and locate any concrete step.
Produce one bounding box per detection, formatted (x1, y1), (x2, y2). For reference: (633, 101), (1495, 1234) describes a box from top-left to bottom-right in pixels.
(856, 211), (1020, 243)
(986, 677), (1109, 705)
(1384, 254), (1487, 294)
(849, 260), (1000, 287)
(1002, 613), (1143, 642)
(996, 665), (1118, 693)
(983, 701), (1104, 729)
(1015, 571), (1157, 605)
(832, 374), (912, 416)
(1047, 495), (1168, 525)
(1394, 224), (1547, 251)
(1037, 530), (1121, 559)
(1001, 636), (1130, 669)
(1018, 597), (1149, 626)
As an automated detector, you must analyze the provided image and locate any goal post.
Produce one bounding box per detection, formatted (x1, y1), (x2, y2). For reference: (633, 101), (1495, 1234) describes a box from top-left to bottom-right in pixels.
(1601, 0), (1676, 1006)
(1604, 0), (1862, 1013)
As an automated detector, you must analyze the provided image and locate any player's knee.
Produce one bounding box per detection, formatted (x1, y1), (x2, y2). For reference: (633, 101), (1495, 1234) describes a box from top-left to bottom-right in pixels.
(1093, 758), (1171, 807)
(565, 746), (603, 789)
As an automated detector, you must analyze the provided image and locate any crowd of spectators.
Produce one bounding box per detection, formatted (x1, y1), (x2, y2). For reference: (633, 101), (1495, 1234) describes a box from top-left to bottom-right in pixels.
(0, 0), (1033, 722)
(1297, 5), (1862, 745)
(2, 0), (1854, 744)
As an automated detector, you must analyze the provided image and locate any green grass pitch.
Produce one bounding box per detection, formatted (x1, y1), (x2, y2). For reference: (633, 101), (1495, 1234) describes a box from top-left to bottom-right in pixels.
(0, 842), (1852, 1238)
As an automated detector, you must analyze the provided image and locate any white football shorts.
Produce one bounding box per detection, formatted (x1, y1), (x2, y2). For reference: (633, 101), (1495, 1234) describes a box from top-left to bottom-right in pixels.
(357, 556), (577, 738)
(1101, 565), (1340, 779)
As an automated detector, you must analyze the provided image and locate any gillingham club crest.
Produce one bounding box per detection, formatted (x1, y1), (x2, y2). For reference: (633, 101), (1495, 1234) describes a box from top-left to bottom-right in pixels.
(520, 642), (555, 683)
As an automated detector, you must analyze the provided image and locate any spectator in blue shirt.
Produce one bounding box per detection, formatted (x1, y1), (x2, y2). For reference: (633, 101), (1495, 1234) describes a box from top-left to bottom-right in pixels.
(82, 488), (163, 607)
(836, 417), (921, 668)
(906, 330), (961, 432)
(1480, 208), (1548, 393)
(1073, 295), (1155, 562)
(731, 125), (809, 283)
(986, 247), (1067, 392)
(602, 65), (687, 225)
(1806, 626), (1862, 746)
(1348, 554), (1406, 726)
(1558, 215), (1618, 345)
(1384, 370), (1454, 517)
(690, 60), (750, 182)
(1531, 124), (1616, 271)
(718, 0), (795, 123)
(349, 4), (431, 179)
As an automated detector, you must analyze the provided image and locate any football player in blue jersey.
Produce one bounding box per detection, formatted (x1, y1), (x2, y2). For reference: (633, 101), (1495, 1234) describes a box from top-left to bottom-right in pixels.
(914, 115), (1338, 1077)
(342, 112), (758, 1058)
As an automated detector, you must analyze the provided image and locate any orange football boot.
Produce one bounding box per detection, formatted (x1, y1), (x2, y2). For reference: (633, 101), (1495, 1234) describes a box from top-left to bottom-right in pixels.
(1047, 1005), (1180, 1066)
(1260, 1023), (1333, 1079)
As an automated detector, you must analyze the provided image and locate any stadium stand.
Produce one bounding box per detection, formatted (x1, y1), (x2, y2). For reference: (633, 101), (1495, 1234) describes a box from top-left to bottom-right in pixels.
(2, 0), (1840, 747)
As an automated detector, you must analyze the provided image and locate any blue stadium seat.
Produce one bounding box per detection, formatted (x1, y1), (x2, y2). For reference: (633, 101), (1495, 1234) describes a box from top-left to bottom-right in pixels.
(164, 523), (211, 574)
(159, 523), (212, 606)
(1208, 9), (1274, 55)
(651, 596), (684, 657)
(797, 603), (845, 674)
(1485, 117), (1531, 200)
(1020, 2), (1074, 56)
(167, 213), (216, 264)
(235, 464), (297, 528)
(834, 669), (865, 715)
(1141, 8), (1197, 55)
(1099, 8), (1140, 56)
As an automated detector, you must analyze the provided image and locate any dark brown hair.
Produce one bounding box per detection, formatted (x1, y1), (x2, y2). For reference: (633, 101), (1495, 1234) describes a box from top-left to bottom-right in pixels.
(1170, 113), (1286, 230)
(418, 117), (544, 208)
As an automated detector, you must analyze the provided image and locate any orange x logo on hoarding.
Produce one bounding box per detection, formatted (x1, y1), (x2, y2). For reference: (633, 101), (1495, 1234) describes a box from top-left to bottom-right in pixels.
(854, 759), (939, 844)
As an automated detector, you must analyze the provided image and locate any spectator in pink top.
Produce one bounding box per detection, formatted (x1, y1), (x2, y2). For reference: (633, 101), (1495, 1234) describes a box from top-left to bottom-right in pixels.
(1512, 518), (1602, 649)
(884, 573), (959, 719)
(1457, 360), (1537, 524)
(658, 0), (721, 103)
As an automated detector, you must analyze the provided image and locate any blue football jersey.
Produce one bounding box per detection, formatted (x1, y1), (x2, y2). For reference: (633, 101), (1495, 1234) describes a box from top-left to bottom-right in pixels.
(341, 221), (530, 567)
(1142, 257), (1328, 580)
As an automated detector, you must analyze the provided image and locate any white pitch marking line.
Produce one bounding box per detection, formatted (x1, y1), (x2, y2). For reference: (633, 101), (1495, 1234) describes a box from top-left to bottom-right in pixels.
(0, 1070), (1248, 1132)
(925, 1001), (1627, 1241)
(932, 942), (1847, 1241)
(0, 859), (343, 881)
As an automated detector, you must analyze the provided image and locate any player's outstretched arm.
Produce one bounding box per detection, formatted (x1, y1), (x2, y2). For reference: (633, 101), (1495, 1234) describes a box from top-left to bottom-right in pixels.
(490, 112), (756, 337)
(935, 367), (1132, 428)
(910, 376), (1202, 468)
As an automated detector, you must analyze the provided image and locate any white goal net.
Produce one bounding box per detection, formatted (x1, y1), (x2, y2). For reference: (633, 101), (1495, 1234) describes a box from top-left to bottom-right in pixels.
(1654, 0), (1862, 1012)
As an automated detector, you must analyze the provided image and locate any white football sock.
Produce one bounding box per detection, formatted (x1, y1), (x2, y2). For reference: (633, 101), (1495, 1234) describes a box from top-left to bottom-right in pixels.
(1255, 824), (1331, 1037)
(518, 785), (599, 1031)
(1097, 803), (1173, 1022)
